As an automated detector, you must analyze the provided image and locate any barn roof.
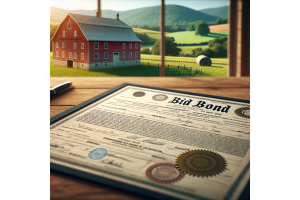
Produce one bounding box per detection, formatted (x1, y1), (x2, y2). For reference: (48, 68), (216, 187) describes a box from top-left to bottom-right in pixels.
(68, 13), (142, 42)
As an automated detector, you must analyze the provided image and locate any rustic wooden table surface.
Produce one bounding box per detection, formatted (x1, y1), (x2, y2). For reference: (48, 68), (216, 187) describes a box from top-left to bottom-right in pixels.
(50, 77), (250, 200)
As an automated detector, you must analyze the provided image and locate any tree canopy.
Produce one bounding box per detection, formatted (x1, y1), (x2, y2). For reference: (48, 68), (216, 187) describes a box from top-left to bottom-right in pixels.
(194, 20), (210, 36)
(151, 37), (181, 56)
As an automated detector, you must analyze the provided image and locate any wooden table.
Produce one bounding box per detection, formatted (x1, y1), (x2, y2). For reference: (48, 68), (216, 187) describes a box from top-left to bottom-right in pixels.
(50, 77), (250, 200)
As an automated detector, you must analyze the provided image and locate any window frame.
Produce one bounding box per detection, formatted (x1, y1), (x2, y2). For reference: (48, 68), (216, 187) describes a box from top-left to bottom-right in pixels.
(62, 52), (65, 58)
(129, 43), (132, 49)
(74, 52), (77, 59)
(62, 43), (65, 48)
(69, 52), (72, 58)
(95, 53), (99, 60)
(63, 31), (65, 37)
(81, 43), (84, 49)
(104, 52), (109, 59)
(56, 42), (59, 48)
(81, 53), (84, 60)
(129, 52), (132, 58)
(123, 52), (126, 58)
(56, 51), (59, 57)
(74, 30), (77, 37)
(74, 43), (77, 49)
(123, 43), (126, 49)
(68, 22), (71, 29)
(135, 51), (138, 57)
(94, 42), (99, 49)
(104, 43), (108, 49)
(135, 43), (138, 49)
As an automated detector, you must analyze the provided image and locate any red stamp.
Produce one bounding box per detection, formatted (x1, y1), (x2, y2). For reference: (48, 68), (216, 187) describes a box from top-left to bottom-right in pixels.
(145, 163), (185, 184)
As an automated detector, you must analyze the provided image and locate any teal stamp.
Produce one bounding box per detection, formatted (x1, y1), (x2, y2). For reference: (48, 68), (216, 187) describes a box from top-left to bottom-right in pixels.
(88, 148), (108, 160)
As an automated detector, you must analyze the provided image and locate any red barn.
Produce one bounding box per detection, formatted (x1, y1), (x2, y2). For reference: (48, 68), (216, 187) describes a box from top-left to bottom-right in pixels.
(51, 13), (142, 71)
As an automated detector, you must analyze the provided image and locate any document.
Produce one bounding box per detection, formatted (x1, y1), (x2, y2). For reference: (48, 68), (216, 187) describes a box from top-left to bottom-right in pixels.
(50, 85), (250, 200)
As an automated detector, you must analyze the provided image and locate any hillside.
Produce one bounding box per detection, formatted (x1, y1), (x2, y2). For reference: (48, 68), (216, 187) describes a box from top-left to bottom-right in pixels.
(50, 5), (218, 25)
(199, 6), (229, 19)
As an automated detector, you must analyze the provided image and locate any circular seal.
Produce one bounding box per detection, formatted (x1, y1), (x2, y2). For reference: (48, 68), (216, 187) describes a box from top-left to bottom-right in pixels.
(146, 163), (185, 184)
(133, 91), (146, 97)
(88, 148), (108, 160)
(234, 107), (250, 119)
(152, 94), (168, 101)
(175, 149), (226, 177)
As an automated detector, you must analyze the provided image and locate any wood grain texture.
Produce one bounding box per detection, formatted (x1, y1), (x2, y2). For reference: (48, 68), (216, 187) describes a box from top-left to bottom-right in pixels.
(51, 171), (150, 200)
(50, 77), (250, 200)
(50, 77), (250, 89)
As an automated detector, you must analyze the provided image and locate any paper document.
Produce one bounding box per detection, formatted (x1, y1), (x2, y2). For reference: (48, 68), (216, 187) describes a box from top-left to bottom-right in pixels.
(50, 85), (250, 200)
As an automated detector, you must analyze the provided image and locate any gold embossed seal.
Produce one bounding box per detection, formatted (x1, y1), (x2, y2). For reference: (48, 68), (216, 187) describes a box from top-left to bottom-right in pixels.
(175, 149), (226, 177)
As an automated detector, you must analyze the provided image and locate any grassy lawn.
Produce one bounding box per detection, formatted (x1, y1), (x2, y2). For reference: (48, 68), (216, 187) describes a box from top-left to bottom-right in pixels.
(166, 31), (228, 44)
(179, 45), (209, 54)
(141, 54), (228, 77)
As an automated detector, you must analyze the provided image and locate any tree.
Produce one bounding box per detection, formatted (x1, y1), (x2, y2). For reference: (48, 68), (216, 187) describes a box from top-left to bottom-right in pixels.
(141, 47), (151, 54)
(151, 37), (181, 56)
(194, 20), (210, 36)
(186, 23), (195, 31)
(134, 32), (149, 42)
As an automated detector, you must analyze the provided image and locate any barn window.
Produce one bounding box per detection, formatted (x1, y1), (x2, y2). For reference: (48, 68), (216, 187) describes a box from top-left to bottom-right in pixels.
(56, 51), (59, 57)
(135, 51), (138, 57)
(129, 43), (132, 49)
(63, 31), (65, 37)
(123, 52), (126, 58)
(135, 43), (138, 49)
(95, 63), (98, 67)
(74, 52), (77, 59)
(56, 42), (59, 48)
(129, 52), (132, 58)
(81, 53), (84, 60)
(74, 43), (77, 49)
(94, 42), (99, 49)
(104, 43), (108, 49)
(81, 43), (84, 49)
(68, 22), (71, 29)
(95, 53), (99, 60)
(104, 53), (108, 59)
(74, 31), (77, 37)
(74, 62), (77, 66)
(104, 63), (107, 66)
(62, 43), (65, 48)
(62, 52), (65, 58)
(69, 52), (72, 58)
(123, 62), (125, 65)
(123, 43), (125, 49)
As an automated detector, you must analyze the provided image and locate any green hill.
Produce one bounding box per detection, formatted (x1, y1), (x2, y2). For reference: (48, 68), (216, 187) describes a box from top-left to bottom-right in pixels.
(198, 6), (229, 19)
(50, 5), (217, 25)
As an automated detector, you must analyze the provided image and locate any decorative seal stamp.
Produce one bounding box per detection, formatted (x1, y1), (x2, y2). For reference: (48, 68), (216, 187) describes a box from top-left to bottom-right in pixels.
(152, 94), (168, 101)
(175, 149), (226, 177)
(234, 107), (250, 119)
(146, 163), (185, 184)
(88, 148), (108, 160)
(133, 91), (146, 97)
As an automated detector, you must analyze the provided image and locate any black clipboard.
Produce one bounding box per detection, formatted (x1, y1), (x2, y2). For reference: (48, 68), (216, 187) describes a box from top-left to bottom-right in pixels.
(50, 83), (250, 200)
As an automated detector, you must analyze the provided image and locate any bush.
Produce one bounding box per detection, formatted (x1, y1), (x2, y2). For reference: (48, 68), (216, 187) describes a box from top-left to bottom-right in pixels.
(152, 37), (182, 56)
(141, 47), (151, 54)
(194, 21), (210, 36)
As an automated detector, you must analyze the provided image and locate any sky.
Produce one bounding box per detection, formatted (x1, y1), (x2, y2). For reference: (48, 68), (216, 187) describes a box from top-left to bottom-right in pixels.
(50, 0), (229, 11)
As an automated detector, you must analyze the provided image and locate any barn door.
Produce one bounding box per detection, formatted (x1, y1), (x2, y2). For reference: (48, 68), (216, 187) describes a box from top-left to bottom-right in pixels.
(113, 53), (120, 67)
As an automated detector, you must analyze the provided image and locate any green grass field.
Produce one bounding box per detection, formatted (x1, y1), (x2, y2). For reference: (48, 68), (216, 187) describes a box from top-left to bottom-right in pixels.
(179, 45), (209, 54)
(141, 54), (228, 77)
(166, 31), (228, 44)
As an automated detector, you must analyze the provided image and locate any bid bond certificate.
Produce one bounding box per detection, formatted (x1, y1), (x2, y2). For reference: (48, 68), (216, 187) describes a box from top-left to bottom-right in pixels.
(50, 85), (250, 200)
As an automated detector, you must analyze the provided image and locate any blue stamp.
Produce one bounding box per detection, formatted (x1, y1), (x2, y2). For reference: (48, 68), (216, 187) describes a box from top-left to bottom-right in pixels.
(88, 148), (108, 160)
